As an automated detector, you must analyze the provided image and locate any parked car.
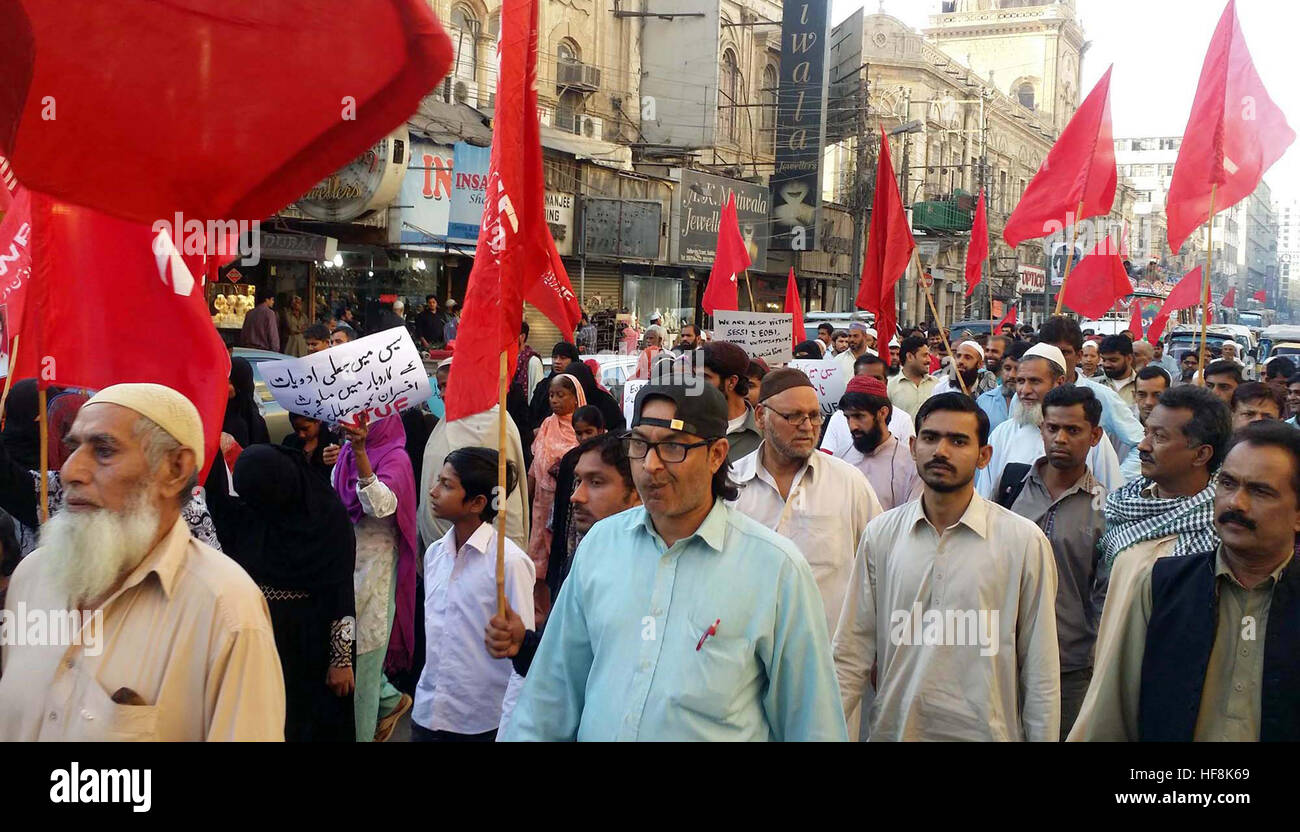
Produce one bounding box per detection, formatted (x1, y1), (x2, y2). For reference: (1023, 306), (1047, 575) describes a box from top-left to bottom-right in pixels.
(232, 347), (294, 444)
(1257, 325), (1300, 371)
(947, 319), (999, 339)
(542, 353), (640, 411)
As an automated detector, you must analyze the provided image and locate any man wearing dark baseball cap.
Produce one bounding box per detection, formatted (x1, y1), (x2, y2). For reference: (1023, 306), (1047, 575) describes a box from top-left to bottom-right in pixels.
(503, 371), (848, 741)
(699, 342), (762, 463)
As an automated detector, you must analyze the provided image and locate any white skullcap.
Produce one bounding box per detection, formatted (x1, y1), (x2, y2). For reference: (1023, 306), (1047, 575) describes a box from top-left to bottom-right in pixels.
(437, 356), (453, 369)
(958, 340), (984, 360)
(1081, 341), (1099, 352)
(1022, 343), (1067, 375)
(849, 320), (870, 333)
(646, 324), (668, 340)
(85, 383), (205, 470)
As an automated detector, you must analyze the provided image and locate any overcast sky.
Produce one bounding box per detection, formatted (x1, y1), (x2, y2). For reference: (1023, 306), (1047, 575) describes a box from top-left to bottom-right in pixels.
(831, 0), (1299, 204)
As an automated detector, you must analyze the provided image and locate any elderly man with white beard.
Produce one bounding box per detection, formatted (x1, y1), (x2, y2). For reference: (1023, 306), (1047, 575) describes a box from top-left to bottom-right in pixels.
(976, 344), (1123, 499)
(0, 383), (285, 741)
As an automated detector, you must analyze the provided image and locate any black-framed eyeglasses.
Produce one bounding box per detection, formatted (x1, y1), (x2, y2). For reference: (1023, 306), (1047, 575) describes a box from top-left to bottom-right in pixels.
(761, 404), (824, 427)
(622, 435), (713, 463)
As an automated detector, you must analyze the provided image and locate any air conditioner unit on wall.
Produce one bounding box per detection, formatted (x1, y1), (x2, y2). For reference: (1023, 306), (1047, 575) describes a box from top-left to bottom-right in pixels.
(580, 115), (603, 141)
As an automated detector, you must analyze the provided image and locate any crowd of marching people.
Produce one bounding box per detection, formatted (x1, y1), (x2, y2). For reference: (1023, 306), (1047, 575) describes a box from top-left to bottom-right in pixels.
(0, 309), (1297, 742)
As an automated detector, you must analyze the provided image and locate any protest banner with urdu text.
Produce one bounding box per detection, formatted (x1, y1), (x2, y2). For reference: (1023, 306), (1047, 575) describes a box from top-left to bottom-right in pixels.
(261, 327), (431, 426)
(789, 357), (847, 419)
(713, 310), (794, 365)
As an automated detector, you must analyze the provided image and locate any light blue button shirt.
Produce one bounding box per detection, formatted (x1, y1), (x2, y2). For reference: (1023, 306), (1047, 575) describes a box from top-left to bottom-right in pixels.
(977, 384), (1011, 431)
(502, 500), (848, 741)
(1076, 374), (1144, 481)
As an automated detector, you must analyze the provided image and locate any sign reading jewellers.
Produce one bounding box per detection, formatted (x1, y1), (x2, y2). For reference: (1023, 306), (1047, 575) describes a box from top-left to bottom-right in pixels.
(769, 0), (830, 252)
(673, 169), (769, 271)
(297, 128), (409, 223)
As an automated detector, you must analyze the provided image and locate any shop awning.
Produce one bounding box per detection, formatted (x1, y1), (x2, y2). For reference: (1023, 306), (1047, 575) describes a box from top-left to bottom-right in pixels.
(541, 126), (633, 171)
(407, 96), (493, 146)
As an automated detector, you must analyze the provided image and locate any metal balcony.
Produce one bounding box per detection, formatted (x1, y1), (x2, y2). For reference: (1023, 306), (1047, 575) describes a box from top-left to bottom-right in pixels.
(912, 191), (974, 232)
(557, 61), (601, 92)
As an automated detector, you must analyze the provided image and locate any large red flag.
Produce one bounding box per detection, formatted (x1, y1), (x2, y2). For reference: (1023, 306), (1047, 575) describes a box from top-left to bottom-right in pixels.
(994, 304), (1017, 334)
(702, 193), (751, 315)
(857, 127), (915, 359)
(11, 194), (229, 479)
(1146, 267), (1205, 344)
(1222, 286), (1236, 307)
(965, 189), (988, 297)
(1167, 1), (1294, 255)
(1253, 289), (1267, 302)
(783, 268), (804, 350)
(0, 1), (453, 226)
(1004, 67), (1117, 247)
(444, 0), (580, 422)
(0, 186), (31, 341)
(1060, 237), (1134, 319)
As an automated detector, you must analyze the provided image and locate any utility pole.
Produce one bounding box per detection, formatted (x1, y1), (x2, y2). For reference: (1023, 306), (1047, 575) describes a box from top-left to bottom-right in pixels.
(848, 63), (871, 311)
(899, 86), (911, 327)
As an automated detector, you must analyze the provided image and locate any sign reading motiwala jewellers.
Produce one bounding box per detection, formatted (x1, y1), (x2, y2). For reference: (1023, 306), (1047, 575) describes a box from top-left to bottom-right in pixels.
(769, 0), (830, 252)
(672, 169), (769, 271)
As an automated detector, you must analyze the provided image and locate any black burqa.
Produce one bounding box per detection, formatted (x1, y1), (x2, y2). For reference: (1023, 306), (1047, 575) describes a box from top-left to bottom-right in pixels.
(2, 379), (46, 470)
(205, 444), (356, 742)
(224, 357), (271, 447)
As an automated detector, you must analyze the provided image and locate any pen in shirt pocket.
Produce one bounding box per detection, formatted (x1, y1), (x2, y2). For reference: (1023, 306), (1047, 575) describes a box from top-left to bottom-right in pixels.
(696, 619), (720, 651)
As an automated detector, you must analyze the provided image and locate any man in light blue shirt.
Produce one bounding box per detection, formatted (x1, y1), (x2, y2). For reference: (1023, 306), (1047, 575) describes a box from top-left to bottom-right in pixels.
(502, 375), (847, 741)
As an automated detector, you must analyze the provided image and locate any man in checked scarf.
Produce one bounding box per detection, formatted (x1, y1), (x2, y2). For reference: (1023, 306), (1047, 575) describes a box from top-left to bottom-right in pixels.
(1090, 385), (1232, 680)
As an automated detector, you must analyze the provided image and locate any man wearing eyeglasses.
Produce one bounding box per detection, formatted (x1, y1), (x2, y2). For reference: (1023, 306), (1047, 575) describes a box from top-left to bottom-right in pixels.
(502, 374), (847, 741)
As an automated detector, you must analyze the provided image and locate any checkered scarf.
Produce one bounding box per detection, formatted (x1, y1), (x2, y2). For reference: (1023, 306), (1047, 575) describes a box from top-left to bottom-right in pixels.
(1100, 477), (1220, 567)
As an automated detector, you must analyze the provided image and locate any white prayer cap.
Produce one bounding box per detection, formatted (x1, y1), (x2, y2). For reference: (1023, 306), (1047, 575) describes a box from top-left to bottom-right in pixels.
(849, 320), (870, 334)
(957, 340), (984, 360)
(437, 357), (453, 369)
(889, 336), (900, 347)
(1022, 343), (1067, 375)
(646, 324), (668, 341)
(84, 383), (205, 471)
(1081, 340), (1099, 352)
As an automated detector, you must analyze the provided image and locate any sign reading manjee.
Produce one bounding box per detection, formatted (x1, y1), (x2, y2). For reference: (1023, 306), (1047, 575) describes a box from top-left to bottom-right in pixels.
(260, 327), (431, 426)
(713, 310), (794, 365)
(788, 357), (847, 419)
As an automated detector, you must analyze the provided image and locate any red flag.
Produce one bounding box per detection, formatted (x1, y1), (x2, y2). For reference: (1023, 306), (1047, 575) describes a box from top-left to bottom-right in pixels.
(444, 0), (580, 422)
(1167, 1), (1295, 254)
(1222, 286), (1236, 307)
(1060, 237), (1134, 319)
(965, 189), (988, 297)
(857, 127), (915, 359)
(1146, 267), (1205, 344)
(783, 268), (804, 350)
(702, 193), (752, 315)
(12, 194), (230, 479)
(1004, 66), (1117, 247)
(1253, 289), (1267, 302)
(0, 186), (32, 341)
(0, 1), (453, 226)
(994, 304), (1017, 334)
(1127, 300), (1144, 340)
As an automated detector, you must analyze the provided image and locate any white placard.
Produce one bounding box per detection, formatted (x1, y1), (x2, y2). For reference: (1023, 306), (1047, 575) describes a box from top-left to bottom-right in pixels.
(788, 358), (848, 419)
(622, 378), (648, 427)
(261, 327), (431, 425)
(712, 310), (794, 365)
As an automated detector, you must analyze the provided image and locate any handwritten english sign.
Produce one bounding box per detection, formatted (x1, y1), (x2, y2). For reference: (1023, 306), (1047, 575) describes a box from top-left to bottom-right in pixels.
(261, 327), (431, 426)
(712, 310), (794, 365)
(788, 358), (847, 419)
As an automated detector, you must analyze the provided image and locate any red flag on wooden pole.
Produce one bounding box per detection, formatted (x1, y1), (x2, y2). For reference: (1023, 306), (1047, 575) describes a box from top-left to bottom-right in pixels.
(993, 304), (1017, 334)
(783, 268), (804, 350)
(1146, 267), (1205, 344)
(1060, 237), (1134, 320)
(857, 127), (915, 360)
(702, 193), (752, 315)
(965, 189), (987, 297)
(1003, 66), (1117, 248)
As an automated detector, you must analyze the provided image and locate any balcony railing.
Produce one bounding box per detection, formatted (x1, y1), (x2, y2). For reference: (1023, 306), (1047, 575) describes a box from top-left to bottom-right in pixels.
(912, 190), (974, 232)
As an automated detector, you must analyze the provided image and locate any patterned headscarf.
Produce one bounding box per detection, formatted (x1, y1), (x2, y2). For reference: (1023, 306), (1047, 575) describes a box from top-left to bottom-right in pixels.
(1100, 477), (1220, 566)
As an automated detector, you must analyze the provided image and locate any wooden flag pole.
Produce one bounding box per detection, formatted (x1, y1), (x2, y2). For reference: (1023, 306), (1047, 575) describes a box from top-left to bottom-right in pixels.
(38, 387), (48, 524)
(0, 335), (20, 423)
(495, 350), (509, 616)
(913, 249), (969, 397)
(1053, 200), (1087, 314)
(743, 270), (757, 311)
(1196, 185), (1218, 386)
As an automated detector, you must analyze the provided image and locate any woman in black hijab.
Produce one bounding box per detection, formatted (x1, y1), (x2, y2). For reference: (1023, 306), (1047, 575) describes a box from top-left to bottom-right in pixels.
(2, 379), (46, 470)
(563, 358), (625, 434)
(528, 342), (582, 431)
(206, 444), (356, 742)
(224, 357), (270, 447)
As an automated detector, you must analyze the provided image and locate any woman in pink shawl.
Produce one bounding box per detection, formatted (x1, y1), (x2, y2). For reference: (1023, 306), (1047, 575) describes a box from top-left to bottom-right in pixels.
(528, 373), (586, 618)
(332, 412), (418, 742)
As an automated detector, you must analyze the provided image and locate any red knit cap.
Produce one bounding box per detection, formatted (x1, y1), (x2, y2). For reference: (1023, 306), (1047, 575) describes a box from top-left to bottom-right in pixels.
(845, 374), (887, 398)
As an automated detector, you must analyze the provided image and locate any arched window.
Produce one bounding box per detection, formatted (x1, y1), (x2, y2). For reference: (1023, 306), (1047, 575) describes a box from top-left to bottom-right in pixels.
(719, 49), (740, 143)
(761, 63), (778, 155)
(557, 39), (579, 65)
(1017, 82), (1035, 111)
(557, 89), (584, 135)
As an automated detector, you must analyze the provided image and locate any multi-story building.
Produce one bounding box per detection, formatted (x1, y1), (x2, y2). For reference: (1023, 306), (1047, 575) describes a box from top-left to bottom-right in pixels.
(1278, 199), (1300, 315)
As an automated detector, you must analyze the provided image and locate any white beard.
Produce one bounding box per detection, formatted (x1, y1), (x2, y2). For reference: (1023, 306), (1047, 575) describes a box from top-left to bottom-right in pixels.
(1011, 396), (1044, 428)
(40, 491), (162, 609)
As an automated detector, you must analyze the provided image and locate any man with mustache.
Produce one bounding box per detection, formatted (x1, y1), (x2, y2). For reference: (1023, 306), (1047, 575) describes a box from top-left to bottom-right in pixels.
(1286, 373), (1300, 425)
(997, 385), (1109, 738)
(976, 344), (1123, 498)
(834, 321), (875, 378)
(1071, 420), (1300, 741)
(832, 375), (922, 512)
(887, 335), (939, 421)
(1134, 366), (1170, 427)
(1230, 381), (1285, 431)
(504, 374), (846, 740)
(1202, 360), (1242, 407)
(986, 335), (1009, 380)
(819, 356), (914, 459)
(931, 340), (998, 399)
(0, 384), (286, 740)
(833, 393), (1061, 741)
(1097, 335), (1138, 411)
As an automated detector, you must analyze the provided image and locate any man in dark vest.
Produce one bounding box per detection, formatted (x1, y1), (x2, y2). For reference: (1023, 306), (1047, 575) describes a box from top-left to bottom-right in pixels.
(1070, 419), (1300, 741)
